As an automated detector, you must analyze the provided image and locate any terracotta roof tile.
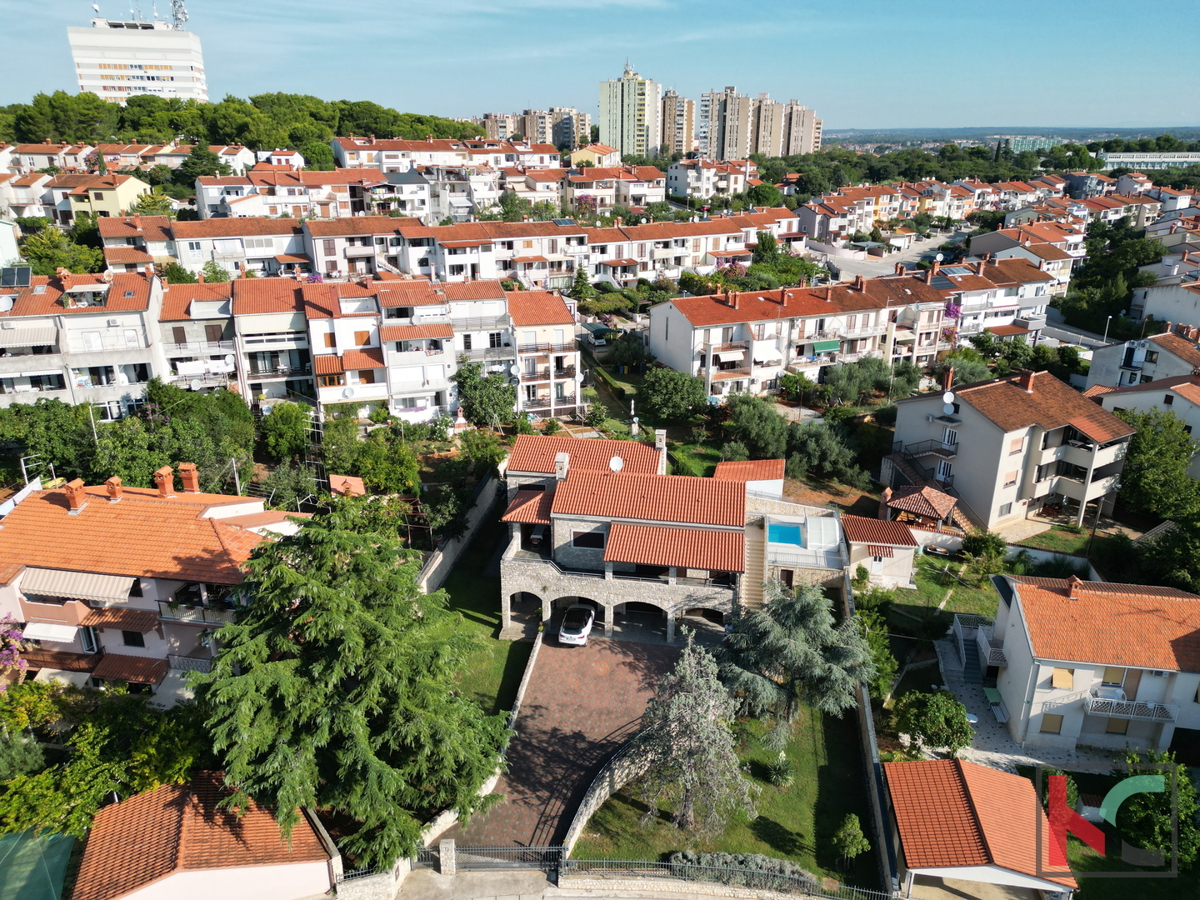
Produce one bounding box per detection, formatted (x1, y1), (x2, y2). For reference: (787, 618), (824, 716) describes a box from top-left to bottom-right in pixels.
(507, 435), (660, 476)
(1148, 332), (1200, 368)
(80, 607), (159, 633)
(71, 772), (328, 900)
(1009, 576), (1200, 671)
(3, 273), (152, 318)
(98, 215), (173, 243)
(171, 219), (303, 240)
(884, 759), (1075, 889)
(840, 515), (918, 547)
(313, 355), (343, 375)
(505, 290), (574, 327)
(380, 323), (454, 341)
(552, 470), (744, 527)
(231, 278), (304, 316)
(605, 522), (744, 572)
(501, 489), (553, 524)
(304, 216), (421, 237)
(102, 247), (153, 265)
(342, 347), (385, 369)
(91, 653), (169, 684)
(713, 459), (785, 482)
(886, 484), (958, 520)
(329, 475), (366, 497)
(160, 281), (233, 322)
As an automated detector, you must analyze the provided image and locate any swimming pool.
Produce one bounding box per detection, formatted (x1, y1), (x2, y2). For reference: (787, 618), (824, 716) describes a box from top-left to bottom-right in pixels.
(768, 523), (803, 545)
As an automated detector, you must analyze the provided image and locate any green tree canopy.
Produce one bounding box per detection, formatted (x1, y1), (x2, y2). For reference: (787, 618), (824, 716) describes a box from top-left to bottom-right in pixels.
(200, 260), (230, 283)
(452, 363), (516, 428)
(1117, 748), (1200, 869)
(640, 368), (707, 422)
(1114, 409), (1200, 520)
(191, 503), (509, 868)
(894, 690), (972, 757)
(725, 394), (787, 459)
(260, 400), (310, 462)
(20, 228), (103, 275)
(124, 189), (173, 216)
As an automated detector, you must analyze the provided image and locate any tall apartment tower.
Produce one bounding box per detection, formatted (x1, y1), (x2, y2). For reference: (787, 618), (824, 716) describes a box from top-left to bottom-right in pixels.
(700, 87), (822, 159)
(661, 90), (695, 156)
(700, 86), (753, 160)
(782, 102), (823, 155)
(598, 64), (663, 158)
(549, 107), (592, 151)
(67, 9), (207, 104)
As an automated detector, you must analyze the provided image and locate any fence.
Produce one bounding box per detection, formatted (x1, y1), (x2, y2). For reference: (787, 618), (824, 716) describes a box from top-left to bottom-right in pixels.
(561, 739), (650, 855)
(562, 859), (896, 900)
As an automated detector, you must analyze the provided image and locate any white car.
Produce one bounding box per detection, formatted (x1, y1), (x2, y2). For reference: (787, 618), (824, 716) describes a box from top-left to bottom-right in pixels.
(558, 604), (595, 646)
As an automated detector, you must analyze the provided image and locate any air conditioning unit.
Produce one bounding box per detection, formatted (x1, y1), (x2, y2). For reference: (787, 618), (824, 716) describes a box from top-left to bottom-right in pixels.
(926, 414), (935, 422)
(107, 319), (119, 327)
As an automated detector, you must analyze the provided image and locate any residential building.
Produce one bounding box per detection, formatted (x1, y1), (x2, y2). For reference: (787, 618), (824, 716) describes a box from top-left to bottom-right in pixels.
(424, 165), (500, 222)
(661, 90), (695, 156)
(498, 434), (845, 640)
(699, 87), (755, 161)
(957, 574), (1200, 756)
(501, 167), (565, 210)
(699, 88), (820, 159)
(1089, 374), (1200, 477)
(171, 218), (308, 277)
(70, 772), (336, 900)
(563, 165), (667, 213)
(569, 143), (622, 168)
(331, 137), (560, 172)
(478, 112), (518, 141)
(507, 289), (581, 418)
(230, 278), (316, 403)
(159, 281), (238, 391)
(305, 281), (390, 419)
(598, 65), (662, 158)
(1086, 330), (1200, 391)
(67, 14), (208, 104)
(780, 102), (822, 155)
(884, 370), (1133, 529)
(840, 515), (918, 588)
(885, 759), (1077, 899)
(195, 167), (393, 219)
(0, 270), (164, 417)
(713, 458), (785, 501)
(549, 107), (592, 151)
(666, 158), (755, 202)
(0, 467), (286, 700)
(930, 257), (1054, 341)
(648, 275), (948, 399)
(45, 173), (151, 225)
(98, 214), (176, 273)
(1098, 150), (1200, 171)
(0, 173), (54, 219)
(968, 220), (1087, 263)
(1129, 279), (1200, 323)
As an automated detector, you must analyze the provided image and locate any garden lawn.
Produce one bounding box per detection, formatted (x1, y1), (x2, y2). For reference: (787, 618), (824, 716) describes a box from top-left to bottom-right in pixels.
(584, 385), (632, 437)
(669, 441), (724, 477)
(899, 555), (999, 619)
(439, 504), (532, 716)
(572, 709), (880, 890)
(1016, 526), (1122, 563)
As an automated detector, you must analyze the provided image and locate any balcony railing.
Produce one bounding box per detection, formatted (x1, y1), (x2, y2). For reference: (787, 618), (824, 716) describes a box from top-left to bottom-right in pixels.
(905, 439), (958, 459)
(518, 342), (577, 353)
(167, 654), (214, 674)
(247, 363), (312, 378)
(166, 340), (235, 354)
(157, 600), (236, 625)
(1084, 691), (1178, 723)
(766, 545), (846, 571)
(450, 316), (510, 331)
(701, 366), (752, 381)
(976, 624), (1008, 667)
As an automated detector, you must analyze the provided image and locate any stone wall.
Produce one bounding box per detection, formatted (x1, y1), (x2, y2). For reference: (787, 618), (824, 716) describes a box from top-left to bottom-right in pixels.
(418, 471), (503, 594)
(561, 744), (651, 855)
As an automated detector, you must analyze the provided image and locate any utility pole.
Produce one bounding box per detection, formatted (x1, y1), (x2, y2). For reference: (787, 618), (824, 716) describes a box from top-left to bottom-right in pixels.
(231, 457), (241, 495)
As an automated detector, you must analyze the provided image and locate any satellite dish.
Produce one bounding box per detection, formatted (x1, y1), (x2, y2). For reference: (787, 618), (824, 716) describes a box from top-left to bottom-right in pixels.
(0, 296), (12, 313)
(261, 405), (272, 416)
(935, 252), (944, 262)
(342, 387), (355, 399)
(189, 378), (202, 391)
(943, 404), (955, 416)
(223, 354), (234, 366)
(508, 376), (520, 386)
(942, 391), (954, 404)
(509, 364), (521, 377)
(609, 455), (624, 473)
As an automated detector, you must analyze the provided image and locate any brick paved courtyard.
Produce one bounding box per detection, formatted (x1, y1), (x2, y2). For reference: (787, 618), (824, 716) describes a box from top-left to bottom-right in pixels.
(444, 635), (678, 847)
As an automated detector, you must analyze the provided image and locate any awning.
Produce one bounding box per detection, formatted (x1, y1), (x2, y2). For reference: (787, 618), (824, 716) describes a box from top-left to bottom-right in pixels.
(715, 349), (745, 362)
(21, 568), (134, 603)
(274, 253), (311, 264)
(81, 607), (158, 633)
(812, 340), (840, 353)
(511, 256), (548, 264)
(598, 258), (639, 267)
(0, 327), (57, 348)
(755, 348), (784, 363)
(91, 653), (168, 685)
(21, 622), (79, 643)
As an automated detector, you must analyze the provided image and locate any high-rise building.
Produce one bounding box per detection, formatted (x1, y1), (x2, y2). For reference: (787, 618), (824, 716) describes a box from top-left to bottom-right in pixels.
(661, 90), (695, 156)
(599, 64), (662, 158)
(478, 112), (519, 140)
(781, 102), (822, 156)
(549, 107), (591, 151)
(700, 87), (822, 159)
(700, 86), (753, 160)
(67, 7), (207, 104)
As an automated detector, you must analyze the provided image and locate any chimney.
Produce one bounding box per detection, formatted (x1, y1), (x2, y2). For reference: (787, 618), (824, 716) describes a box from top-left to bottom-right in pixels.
(879, 486), (892, 521)
(731, 292), (739, 309)
(132, 214), (141, 229)
(655, 428), (667, 451)
(1017, 369), (1035, 392)
(924, 267), (934, 284)
(894, 262), (905, 276)
(65, 478), (88, 514)
(854, 274), (866, 292)
(554, 452), (570, 482)
(55, 266), (70, 280)
(197, 273), (205, 284)
(105, 476), (123, 503)
(178, 462), (200, 494)
(943, 367), (954, 391)
(1066, 575), (1084, 600)
(154, 465), (175, 499)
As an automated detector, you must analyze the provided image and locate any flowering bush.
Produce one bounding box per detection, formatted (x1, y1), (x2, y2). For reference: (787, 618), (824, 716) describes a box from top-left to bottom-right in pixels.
(0, 616), (28, 674)
(944, 302), (962, 320)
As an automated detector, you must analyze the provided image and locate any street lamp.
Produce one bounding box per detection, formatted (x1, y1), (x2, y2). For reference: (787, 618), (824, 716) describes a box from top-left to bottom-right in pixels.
(1103, 315), (1114, 343)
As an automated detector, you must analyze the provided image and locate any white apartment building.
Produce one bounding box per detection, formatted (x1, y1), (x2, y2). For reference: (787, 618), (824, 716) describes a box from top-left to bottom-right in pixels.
(1092, 374), (1200, 478)
(507, 290), (583, 418)
(666, 159), (755, 201)
(885, 370), (1132, 530)
(661, 90), (695, 156)
(230, 279), (315, 404)
(67, 16), (207, 103)
(331, 137), (560, 172)
(195, 167), (391, 219)
(1129, 279), (1200, 323)
(170, 219), (308, 278)
(928, 258), (1054, 340)
(563, 166), (667, 214)
(1086, 330), (1200, 391)
(599, 65), (662, 158)
(700, 88), (821, 160)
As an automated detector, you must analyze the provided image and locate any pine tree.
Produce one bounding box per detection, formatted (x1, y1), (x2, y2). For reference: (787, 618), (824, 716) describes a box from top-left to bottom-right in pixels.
(637, 633), (758, 834)
(191, 505), (510, 868)
(718, 581), (873, 746)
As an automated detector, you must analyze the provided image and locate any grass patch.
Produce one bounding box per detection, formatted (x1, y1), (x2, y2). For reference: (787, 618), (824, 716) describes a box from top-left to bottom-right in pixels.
(670, 441), (724, 477)
(573, 710), (879, 889)
(584, 384), (632, 437)
(440, 504), (532, 715)
(1017, 526), (1120, 559)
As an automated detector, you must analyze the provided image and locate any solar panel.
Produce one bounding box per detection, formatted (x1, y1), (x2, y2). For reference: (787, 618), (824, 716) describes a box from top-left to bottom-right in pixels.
(552, 218), (577, 227)
(0, 267), (32, 289)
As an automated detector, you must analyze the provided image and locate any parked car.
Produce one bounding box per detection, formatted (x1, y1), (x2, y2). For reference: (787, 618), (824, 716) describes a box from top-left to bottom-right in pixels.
(558, 603), (596, 646)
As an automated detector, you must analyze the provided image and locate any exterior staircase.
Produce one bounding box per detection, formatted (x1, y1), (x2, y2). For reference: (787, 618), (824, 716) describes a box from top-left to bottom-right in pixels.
(961, 639), (983, 684)
(740, 519), (767, 610)
(949, 506), (976, 533)
(885, 452), (978, 533)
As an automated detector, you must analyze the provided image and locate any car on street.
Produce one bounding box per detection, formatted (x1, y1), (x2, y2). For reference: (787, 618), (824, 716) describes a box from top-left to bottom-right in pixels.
(558, 603), (595, 646)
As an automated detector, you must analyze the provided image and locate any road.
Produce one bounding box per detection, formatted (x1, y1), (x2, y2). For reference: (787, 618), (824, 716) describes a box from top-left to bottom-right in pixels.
(1040, 310), (1115, 349)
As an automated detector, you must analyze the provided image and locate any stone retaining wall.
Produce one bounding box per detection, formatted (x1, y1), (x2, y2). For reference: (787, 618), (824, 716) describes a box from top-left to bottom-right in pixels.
(561, 744), (651, 855)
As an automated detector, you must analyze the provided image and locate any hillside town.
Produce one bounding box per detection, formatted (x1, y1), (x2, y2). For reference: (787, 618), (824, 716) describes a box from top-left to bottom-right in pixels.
(1, 5), (1200, 900)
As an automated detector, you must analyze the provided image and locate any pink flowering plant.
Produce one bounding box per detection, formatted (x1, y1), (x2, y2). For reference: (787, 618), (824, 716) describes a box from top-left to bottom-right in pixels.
(0, 615), (28, 672)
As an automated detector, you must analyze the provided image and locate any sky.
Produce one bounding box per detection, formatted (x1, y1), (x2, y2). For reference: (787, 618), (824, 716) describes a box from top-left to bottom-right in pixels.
(3, 0), (1198, 130)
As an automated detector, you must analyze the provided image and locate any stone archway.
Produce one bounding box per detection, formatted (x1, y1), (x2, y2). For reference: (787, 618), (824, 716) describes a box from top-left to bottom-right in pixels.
(501, 591), (543, 640)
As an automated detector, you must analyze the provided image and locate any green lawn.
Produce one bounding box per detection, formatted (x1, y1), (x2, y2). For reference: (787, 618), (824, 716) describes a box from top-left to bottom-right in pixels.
(895, 555), (999, 618)
(670, 441), (725, 477)
(573, 710), (880, 890)
(439, 505), (532, 715)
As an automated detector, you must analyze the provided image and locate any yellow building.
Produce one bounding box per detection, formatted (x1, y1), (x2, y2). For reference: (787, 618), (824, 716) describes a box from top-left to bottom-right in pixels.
(48, 173), (151, 224)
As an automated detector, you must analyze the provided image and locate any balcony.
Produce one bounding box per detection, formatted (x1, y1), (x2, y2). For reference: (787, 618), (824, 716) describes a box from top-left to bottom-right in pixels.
(1084, 689), (1178, 723)
(975, 623), (1007, 667)
(518, 341), (577, 353)
(343, 246), (377, 258)
(461, 345), (516, 362)
(702, 366), (752, 381)
(166, 340), (235, 355)
(451, 315), (510, 331)
(766, 545), (846, 571)
(904, 438), (958, 460)
(838, 323), (889, 338)
(521, 367), (552, 382)
(157, 600), (236, 625)
(247, 363), (312, 379)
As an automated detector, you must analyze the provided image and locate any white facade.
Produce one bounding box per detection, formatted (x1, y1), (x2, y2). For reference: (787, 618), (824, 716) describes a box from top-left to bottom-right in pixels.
(598, 65), (662, 158)
(67, 17), (207, 103)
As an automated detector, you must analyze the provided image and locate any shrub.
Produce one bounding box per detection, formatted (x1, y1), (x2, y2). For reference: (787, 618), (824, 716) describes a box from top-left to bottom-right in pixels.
(962, 530), (1006, 558)
(872, 404), (898, 426)
(584, 404), (606, 430)
(542, 417), (562, 436)
(853, 564), (870, 589)
(666, 852), (817, 891)
(765, 751), (794, 787)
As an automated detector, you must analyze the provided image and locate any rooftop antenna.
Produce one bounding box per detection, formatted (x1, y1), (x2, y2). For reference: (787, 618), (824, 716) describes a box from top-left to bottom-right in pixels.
(92, 2), (101, 14)
(171, 0), (188, 30)
(129, 4), (142, 20)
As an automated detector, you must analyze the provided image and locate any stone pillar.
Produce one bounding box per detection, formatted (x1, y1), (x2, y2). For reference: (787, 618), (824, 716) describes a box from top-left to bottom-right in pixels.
(439, 839), (456, 876)
(668, 567), (677, 586)
(604, 603), (614, 637)
(604, 561), (613, 581)
(666, 612), (675, 643)
(542, 595), (552, 621)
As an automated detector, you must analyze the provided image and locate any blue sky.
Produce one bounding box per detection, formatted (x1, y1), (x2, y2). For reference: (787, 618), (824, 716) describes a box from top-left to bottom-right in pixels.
(4, 0), (1198, 129)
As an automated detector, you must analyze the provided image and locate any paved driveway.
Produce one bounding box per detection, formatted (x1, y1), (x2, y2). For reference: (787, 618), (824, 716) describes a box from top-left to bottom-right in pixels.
(444, 636), (678, 847)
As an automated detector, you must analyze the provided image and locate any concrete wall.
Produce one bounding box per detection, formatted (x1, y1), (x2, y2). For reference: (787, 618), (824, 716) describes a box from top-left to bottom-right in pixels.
(119, 861), (331, 900)
(418, 470), (503, 594)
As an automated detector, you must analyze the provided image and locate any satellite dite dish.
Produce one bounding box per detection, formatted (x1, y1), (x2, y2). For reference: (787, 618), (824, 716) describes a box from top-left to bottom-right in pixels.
(609, 455), (624, 472)
(342, 387), (355, 399)
(189, 379), (202, 391)
(224, 354), (234, 366)
(509, 364), (521, 377)
(943, 404), (955, 416)
(508, 376), (520, 386)
(935, 252), (944, 262)
(942, 392), (954, 404)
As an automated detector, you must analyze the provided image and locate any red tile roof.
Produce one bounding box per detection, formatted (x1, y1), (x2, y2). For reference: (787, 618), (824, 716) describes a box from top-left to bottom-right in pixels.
(91, 653), (169, 684)
(313, 355), (343, 375)
(507, 435), (661, 476)
(884, 759), (1075, 889)
(380, 323), (454, 341)
(605, 523), (744, 572)
(986, 323), (1031, 337)
(1009, 576), (1200, 670)
(501, 489), (554, 524)
(171, 218), (303, 239)
(230, 278), (304, 315)
(3, 273), (152, 318)
(305, 216), (422, 237)
(713, 459), (785, 482)
(551, 470), (745, 527)
(102, 247), (153, 265)
(80, 607), (159, 633)
(97, 215), (173, 243)
(0, 488), (264, 585)
(1148, 332), (1200, 368)
(328, 474), (366, 497)
(840, 515), (917, 548)
(886, 484), (957, 520)
(71, 772), (328, 900)
(342, 347), (385, 369)
(160, 281), (233, 322)
(505, 290), (574, 327)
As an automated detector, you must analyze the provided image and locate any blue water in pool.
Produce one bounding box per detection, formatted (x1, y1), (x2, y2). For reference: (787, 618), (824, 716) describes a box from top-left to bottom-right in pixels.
(768, 523), (803, 545)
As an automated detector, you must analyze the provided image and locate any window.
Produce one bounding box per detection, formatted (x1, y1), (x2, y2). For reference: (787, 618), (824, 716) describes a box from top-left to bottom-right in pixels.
(1051, 668), (1074, 690)
(172, 326), (186, 345)
(1146, 350), (1159, 363)
(999, 502), (1013, 517)
(93, 191), (105, 200)
(122, 630), (145, 648)
(322, 239), (335, 256)
(1102, 667), (1125, 686)
(359, 370), (375, 385)
(572, 530), (605, 549)
(779, 569), (794, 588)
(354, 331), (370, 347)
(1003, 471), (1018, 488)
(80, 626), (98, 654)
(1040, 713), (1064, 734)
(1010, 437), (1023, 455)
(462, 334), (473, 351)
(205, 323), (223, 343)
(489, 332), (503, 349)
(128, 579), (143, 598)
(323, 333), (336, 348)
(1164, 394), (1174, 406)
(187, 240), (201, 258)
(1106, 718), (1129, 735)
(318, 374), (345, 387)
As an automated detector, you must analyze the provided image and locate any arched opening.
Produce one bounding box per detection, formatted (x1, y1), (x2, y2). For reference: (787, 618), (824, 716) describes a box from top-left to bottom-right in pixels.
(611, 601), (668, 642)
(551, 596), (605, 624)
(506, 591), (543, 637)
(676, 606), (729, 645)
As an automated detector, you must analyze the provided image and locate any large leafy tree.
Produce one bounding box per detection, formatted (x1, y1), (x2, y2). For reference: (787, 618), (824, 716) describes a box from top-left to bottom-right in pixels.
(260, 400), (310, 462)
(192, 504), (509, 868)
(718, 580), (873, 745)
(894, 690), (972, 757)
(1117, 748), (1200, 869)
(20, 228), (103, 275)
(124, 189), (174, 216)
(1114, 409), (1200, 520)
(725, 394), (787, 459)
(640, 367), (707, 423)
(452, 363), (516, 428)
(636, 634), (757, 834)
